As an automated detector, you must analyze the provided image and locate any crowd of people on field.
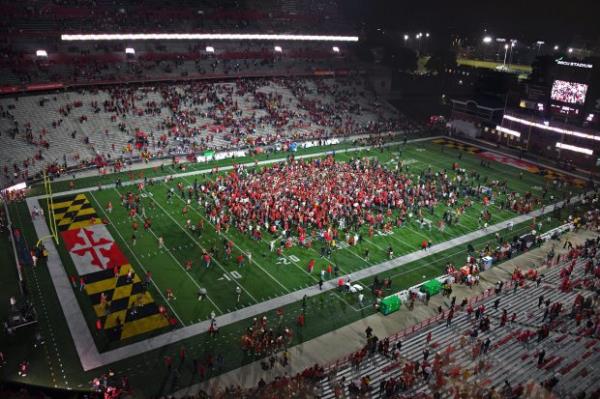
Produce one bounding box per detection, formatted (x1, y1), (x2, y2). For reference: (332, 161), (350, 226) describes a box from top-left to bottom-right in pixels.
(191, 152), (548, 252)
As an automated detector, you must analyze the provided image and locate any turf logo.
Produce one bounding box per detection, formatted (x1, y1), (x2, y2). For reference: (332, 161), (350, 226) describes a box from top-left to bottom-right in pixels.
(51, 193), (102, 231)
(61, 224), (129, 276)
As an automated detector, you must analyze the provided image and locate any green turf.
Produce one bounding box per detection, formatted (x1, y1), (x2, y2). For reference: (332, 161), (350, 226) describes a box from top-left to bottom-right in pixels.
(0, 138), (585, 397)
(44, 140), (580, 348)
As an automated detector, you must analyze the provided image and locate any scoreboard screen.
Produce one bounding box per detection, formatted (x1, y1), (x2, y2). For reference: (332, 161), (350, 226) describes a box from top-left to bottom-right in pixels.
(550, 80), (589, 105)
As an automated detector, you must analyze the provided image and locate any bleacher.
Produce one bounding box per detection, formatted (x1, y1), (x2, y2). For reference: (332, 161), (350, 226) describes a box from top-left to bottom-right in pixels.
(317, 251), (600, 398)
(0, 77), (420, 186)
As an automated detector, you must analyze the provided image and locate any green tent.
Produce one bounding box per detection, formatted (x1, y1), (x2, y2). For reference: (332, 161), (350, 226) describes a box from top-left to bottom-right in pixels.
(380, 295), (401, 315)
(420, 279), (442, 296)
(203, 150), (215, 158)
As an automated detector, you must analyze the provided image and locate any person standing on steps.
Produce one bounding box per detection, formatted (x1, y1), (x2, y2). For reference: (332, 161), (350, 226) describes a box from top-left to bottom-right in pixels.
(538, 349), (546, 366)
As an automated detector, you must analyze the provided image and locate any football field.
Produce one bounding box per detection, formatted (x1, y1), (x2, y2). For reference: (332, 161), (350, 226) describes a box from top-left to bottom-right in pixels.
(44, 138), (585, 349)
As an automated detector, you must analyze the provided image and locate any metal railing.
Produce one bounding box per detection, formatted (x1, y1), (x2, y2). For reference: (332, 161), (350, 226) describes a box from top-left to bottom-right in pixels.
(2, 199), (24, 294)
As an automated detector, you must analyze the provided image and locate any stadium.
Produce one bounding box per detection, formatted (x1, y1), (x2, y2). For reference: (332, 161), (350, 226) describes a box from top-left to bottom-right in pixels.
(0, 1), (599, 399)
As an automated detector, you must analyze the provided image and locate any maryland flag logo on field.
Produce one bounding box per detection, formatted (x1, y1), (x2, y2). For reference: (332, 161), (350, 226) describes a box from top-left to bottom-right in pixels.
(60, 224), (128, 276)
(55, 196), (171, 342)
(432, 138), (482, 154)
(51, 193), (102, 231)
(84, 264), (169, 341)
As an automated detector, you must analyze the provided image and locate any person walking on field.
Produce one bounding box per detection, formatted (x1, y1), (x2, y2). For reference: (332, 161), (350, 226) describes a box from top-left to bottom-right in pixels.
(308, 259), (315, 273)
(235, 286), (242, 303)
(166, 288), (176, 301)
(158, 236), (164, 249)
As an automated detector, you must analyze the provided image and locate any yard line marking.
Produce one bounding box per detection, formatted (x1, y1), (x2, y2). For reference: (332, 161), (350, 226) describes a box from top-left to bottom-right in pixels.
(385, 230), (416, 252)
(384, 221), (537, 283)
(403, 223), (431, 242)
(89, 191), (186, 326)
(256, 241), (362, 311)
(127, 209), (224, 316)
(362, 236), (385, 251)
(164, 170), (292, 294)
(139, 188), (262, 304)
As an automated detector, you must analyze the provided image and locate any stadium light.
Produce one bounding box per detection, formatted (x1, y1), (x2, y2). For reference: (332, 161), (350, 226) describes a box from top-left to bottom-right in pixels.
(554, 45), (559, 50)
(425, 32), (430, 38)
(125, 47), (135, 55)
(205, 46), (215, 53)
(61, 33), (360, 42)
(568, 48), (573, 53)
(503, 114), (600, 142)
(496, 126), (521, 138)
(36, 49), (48, 57)
(483, 36), (492, 44)
(404, 34), (409, 41)
(274, 45), (282, 53)
(555, 142), (593, 155)
(504, 44), (509, 50)
(332, 46), (340, 53)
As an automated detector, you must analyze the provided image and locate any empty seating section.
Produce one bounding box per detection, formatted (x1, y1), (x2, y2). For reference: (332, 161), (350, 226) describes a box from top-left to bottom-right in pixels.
(0, 77), (421, 186)
(317, 249), (600, 398)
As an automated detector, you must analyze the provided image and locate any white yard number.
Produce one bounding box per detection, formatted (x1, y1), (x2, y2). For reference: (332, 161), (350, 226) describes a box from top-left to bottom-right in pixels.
(276, 255), (300, 265)
(377, 230), (393, 237)
(140, 192), (154, 198)
(337, 241), (350, 250)
(222, 271), (242, 281)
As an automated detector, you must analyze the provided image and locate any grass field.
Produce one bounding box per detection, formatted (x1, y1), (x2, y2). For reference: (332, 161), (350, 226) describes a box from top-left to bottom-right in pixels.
(0, 137), (587, 397)
(44, 139), (581, 349)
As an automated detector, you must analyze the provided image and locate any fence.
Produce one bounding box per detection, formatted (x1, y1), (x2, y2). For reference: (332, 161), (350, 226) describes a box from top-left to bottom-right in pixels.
(319, 277), (516, 373)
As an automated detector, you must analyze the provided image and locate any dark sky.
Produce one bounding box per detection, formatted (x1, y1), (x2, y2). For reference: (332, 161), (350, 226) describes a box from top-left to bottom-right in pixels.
(348, 0), (600, 43)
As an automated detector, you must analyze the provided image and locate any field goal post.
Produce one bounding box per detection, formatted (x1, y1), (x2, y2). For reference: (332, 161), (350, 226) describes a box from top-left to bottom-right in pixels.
(42, 171), (60, 245)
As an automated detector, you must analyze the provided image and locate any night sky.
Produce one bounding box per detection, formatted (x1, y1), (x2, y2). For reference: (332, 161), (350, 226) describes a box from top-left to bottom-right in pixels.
(348, 0), (600, 43)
